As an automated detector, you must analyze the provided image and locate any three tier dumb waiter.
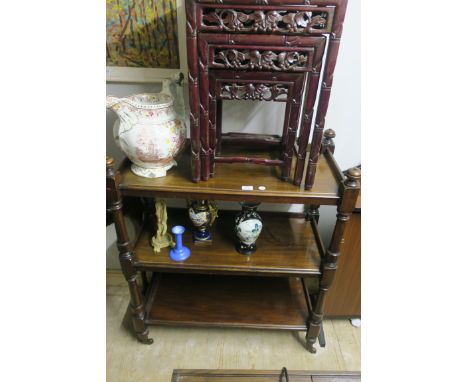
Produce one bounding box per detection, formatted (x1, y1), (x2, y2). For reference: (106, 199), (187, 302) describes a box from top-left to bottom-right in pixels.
(106, 0), (357, 355)
(185, 0), (348, 189)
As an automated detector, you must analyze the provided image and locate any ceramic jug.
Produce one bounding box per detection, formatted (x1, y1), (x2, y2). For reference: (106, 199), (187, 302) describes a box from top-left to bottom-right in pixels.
(106, 80), (186, 178)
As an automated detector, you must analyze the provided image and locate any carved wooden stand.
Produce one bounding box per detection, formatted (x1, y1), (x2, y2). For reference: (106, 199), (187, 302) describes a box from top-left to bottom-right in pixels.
(186, 0), (348, 189)
(107, 129), (360, 354)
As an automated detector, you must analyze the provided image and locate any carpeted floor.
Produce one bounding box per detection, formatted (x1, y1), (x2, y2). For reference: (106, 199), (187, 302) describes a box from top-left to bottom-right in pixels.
(107, 270), (361, 382)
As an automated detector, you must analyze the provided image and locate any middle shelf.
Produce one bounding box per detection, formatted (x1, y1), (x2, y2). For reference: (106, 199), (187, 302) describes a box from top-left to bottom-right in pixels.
(133, 209), (322, 277)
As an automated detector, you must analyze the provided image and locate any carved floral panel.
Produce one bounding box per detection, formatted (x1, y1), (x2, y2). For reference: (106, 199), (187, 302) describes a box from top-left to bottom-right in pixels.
(213, 48), (308, 71)
(220, 83), (289, 101)
(202, 8), (331, 34)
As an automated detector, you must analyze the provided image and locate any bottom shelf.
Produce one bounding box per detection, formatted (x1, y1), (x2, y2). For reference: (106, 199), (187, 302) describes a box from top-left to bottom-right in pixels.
(144, 273), (310, 331)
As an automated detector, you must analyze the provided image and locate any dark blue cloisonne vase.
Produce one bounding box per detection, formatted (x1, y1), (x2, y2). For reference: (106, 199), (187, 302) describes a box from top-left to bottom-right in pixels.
(188, 200), (212, 243)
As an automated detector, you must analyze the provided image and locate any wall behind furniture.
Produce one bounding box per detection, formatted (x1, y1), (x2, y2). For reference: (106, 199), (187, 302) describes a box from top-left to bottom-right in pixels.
(106, 0), (360, 268)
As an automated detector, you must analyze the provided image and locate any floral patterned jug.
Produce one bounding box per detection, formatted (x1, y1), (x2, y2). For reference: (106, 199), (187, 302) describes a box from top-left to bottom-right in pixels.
(106, 80), (186, 178)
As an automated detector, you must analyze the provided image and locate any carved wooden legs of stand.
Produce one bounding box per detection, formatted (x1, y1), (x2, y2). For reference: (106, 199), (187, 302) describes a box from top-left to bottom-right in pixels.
(305, 168), (361, 353)
(107, 157), (153, 344)
(186, 0), (201, 182)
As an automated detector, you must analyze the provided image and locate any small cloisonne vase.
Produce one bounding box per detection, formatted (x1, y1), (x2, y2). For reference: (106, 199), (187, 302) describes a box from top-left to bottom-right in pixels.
(234, 202), (263, 255)
(188, 200), (212, 243)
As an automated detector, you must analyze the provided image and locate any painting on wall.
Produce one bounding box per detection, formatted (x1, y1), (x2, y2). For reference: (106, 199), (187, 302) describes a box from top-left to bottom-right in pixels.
(106, 0), (187, 83)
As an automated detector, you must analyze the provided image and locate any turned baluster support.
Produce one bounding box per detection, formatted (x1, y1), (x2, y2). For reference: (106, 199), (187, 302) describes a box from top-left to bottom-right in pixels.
(106, 156), (153, 344)
(305, 166), (360, 353)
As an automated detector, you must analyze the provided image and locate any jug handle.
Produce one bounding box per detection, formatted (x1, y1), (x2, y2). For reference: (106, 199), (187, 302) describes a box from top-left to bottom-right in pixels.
(159, 73), (186, 120)
(160, 79), (172, 98)
(160, 73), (184, 98)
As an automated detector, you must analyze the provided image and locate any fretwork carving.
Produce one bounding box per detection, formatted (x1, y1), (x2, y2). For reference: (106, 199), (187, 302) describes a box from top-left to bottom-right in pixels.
(220, 83), (289, 101)
(203, 8), (329, 34)
(214, 49), (308, 71)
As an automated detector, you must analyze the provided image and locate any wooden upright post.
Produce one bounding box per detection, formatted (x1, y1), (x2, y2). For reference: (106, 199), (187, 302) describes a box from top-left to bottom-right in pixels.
(106, 157), (153, 344)
(305, 166), (360, 353)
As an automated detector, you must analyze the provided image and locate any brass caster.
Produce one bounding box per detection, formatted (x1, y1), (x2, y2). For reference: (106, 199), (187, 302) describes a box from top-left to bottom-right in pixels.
(136, 332), (154, 345)
(140, 337), (154, 345)
(306, 339), (317, 354)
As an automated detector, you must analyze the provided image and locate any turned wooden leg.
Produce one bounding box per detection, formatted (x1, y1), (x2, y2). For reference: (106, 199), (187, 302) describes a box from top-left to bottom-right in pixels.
(122, 255), (153, 345)
(305, 167), (361, 353)
(305, 207), (350, 352)
(107, 157), (153, 345)
(306, 290), (327, 353)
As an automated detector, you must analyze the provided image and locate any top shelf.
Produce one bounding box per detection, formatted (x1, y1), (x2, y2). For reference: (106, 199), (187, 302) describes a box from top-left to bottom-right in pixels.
(118, 144), (341, 205)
